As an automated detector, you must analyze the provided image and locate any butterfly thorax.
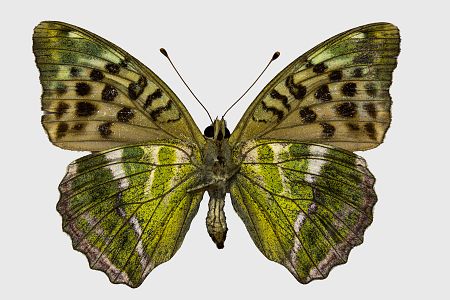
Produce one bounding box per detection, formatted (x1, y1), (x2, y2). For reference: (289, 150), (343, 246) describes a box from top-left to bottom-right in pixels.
(201, 118), (237, 248)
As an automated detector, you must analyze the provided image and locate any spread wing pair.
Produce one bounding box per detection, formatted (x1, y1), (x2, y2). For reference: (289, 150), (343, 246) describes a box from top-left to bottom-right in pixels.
(33, 21), (399, 287)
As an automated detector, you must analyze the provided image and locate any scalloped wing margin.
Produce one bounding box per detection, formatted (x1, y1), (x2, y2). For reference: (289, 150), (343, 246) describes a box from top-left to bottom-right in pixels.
(230, 140), (377, 282)
(57, 141), (203, 287)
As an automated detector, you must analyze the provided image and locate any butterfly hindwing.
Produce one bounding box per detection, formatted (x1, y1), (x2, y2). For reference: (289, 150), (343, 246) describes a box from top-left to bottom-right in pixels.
(58, 141), (204, 287)
(229, 140), (376, 282)
(33, 21), (204, 151)
(230, 23), (400, 151)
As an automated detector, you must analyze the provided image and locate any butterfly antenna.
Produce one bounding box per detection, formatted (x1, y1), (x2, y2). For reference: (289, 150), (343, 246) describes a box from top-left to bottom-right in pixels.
(160, 48), (213, 123)
(222, 51), (280, 119)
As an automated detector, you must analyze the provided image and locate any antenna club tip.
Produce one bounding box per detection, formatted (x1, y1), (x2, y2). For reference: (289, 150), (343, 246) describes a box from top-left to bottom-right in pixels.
(160, 48), (169, 57)
(272, 51), (280, 61)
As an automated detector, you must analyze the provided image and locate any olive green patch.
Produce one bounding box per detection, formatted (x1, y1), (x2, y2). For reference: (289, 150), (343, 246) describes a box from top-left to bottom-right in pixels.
(232, 140), (377, 283)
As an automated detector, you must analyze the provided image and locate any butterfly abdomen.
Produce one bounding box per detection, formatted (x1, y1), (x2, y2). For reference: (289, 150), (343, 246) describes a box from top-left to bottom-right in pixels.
(206, 188), (228, 249)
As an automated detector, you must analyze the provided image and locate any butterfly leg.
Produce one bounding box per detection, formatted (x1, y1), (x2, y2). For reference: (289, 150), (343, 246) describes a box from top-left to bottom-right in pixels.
(206, 186), (228, 249)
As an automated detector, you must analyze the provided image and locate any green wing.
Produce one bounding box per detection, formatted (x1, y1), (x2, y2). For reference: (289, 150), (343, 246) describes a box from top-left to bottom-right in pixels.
(33, 21), (204, 151)
(230, 23), (400, 151)
(57, 141), (203, 287)
(230, 140), (376, 283)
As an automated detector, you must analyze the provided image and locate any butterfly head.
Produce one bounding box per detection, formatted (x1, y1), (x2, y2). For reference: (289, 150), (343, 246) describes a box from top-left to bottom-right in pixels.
(203, 118), (231, 141)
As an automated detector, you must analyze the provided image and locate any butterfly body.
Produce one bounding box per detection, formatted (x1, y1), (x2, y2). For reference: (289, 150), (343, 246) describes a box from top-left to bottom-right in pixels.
(199, 119), (237, 248)
(33, 21), (399, 287)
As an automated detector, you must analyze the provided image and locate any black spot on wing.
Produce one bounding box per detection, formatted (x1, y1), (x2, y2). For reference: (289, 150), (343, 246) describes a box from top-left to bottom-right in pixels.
(352, 68), (364, 78)
(315, 85), (332, 102)
(299, 107), (317, 123)
(75, 82), (91, 96)
(76, 101), (97, 117)
(320, 123), (335, 138)
(56, 122), (68, 138)
(102, 85), (118, 102)
(90, 69), (104, 81)
(313, 62), (327, 74)
(336, 102), (357, 118)
(105, 63), (120, 74)
(99, 122), (113, 138)
(70, 67), (81, 77)
(342, 82), (357, 97)
(329, 70), (343, 82)
(117, 107), (134, 123)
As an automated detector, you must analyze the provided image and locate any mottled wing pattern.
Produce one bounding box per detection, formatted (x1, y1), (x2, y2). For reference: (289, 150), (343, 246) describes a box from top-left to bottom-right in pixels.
(230, 23), (400, 151)
(230, 140), (376, 282)
(33, 21), (204, 151)
(58, 141), (203, 287)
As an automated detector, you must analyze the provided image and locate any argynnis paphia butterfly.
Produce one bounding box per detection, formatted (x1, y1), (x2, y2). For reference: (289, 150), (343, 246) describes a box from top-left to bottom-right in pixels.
(33, 21), (400, 287)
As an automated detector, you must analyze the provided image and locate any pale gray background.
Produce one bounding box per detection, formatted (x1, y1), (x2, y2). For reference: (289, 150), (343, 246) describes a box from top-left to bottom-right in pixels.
(1, 0), (448, 299)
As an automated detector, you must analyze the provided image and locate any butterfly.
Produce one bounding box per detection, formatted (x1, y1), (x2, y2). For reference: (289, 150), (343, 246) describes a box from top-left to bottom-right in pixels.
(33, 21), (400, 287)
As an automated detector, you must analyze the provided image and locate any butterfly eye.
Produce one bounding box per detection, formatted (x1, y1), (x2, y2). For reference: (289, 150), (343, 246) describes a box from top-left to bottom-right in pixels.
(224, 127), (231, 139)
(204, 126), (214, 138)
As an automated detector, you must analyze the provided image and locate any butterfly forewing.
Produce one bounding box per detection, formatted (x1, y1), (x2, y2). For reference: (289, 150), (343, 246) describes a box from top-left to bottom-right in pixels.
(57, 141), (204, 287)
(230, 140), (376, 282)
(230, 23), (400, 151)
(33, 21), (204, 151)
